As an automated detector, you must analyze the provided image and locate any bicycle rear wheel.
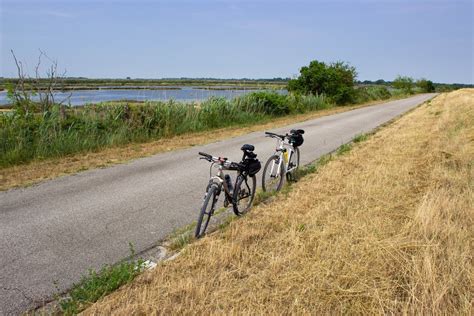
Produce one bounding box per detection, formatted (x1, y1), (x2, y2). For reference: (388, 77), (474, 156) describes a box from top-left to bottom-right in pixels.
(286, 147), (300, 182)
(195, 184), (219, 238)
(232, 175), (256, 216)
(262, 155), (284, 193)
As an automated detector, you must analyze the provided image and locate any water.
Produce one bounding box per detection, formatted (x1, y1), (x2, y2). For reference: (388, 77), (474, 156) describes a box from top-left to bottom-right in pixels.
(0, 86), (287, 106)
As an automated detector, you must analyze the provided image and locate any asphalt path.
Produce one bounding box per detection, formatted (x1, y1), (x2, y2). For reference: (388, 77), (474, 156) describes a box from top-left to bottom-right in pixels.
(0, 94), (436, 315)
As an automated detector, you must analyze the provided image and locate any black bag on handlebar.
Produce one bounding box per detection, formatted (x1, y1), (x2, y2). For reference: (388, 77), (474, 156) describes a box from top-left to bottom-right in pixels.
(242, 158), (261, 175)
(289, 133), (304, 147)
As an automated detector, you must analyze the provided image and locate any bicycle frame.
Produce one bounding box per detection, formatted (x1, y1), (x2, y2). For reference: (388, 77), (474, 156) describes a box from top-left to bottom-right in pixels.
(268, 137), (297, 177)
(207, 161), (243, 205)
(208, 162), (232, 201)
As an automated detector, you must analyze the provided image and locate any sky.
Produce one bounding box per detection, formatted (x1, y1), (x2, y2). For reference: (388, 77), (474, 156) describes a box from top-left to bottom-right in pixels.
(0, 0), (472, 83)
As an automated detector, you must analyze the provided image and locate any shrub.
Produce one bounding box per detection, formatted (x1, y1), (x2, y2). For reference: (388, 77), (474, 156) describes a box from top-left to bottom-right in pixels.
(355, 86), (392, 103)
(245, 91), (290, 115)
(288, 60), (357, 105)
(416, 78), (435, 93)
(286, 94), (330, 113)
(393, 75), (414, 94)
(332, 86), (357, 105)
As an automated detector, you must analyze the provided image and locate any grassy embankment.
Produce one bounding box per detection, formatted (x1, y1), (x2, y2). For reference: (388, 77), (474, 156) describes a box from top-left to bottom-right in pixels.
(83, 89), (472, 314)
(0, 87), (394, 190)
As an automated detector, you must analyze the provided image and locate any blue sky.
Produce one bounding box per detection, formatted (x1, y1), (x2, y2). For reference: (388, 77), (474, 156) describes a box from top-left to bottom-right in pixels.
(1, 0), (472, 83)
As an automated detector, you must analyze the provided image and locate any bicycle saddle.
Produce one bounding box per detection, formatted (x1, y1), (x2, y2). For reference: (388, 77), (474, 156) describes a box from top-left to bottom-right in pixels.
(241, 144), (255, 152)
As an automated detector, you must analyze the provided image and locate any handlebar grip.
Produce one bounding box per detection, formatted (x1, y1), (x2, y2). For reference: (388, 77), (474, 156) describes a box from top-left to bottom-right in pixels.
(198, 152), (212, 158)
(265, 131), (278, 137)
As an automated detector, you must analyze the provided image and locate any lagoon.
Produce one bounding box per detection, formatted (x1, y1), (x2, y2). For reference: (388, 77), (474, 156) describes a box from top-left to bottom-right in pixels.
(0, 86), (287, 106)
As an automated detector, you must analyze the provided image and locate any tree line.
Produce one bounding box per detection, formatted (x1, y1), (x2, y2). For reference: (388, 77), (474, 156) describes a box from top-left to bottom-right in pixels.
(288, 60), (471, 104)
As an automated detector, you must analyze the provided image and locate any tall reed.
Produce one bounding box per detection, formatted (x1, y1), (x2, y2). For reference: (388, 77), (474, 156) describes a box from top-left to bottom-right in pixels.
(0, 92), (333, 167)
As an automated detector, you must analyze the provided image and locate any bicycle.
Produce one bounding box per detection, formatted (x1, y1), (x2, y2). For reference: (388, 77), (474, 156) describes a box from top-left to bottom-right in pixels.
(195, 144), (261, 238)
(262, 129), (305, 193)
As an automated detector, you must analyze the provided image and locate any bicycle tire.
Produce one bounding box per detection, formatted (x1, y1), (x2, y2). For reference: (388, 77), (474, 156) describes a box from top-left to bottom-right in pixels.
(232, 174), (256, 216)
(262, 155), (285, 193)
(195, 184), (219, 238)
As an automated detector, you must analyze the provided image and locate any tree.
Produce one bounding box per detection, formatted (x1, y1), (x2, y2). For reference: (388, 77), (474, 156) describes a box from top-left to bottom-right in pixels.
(9, 50), (70, 118)
(416, 78), (435, 92)
(392, 75), (414, 94)
(288, 60), (357, 104)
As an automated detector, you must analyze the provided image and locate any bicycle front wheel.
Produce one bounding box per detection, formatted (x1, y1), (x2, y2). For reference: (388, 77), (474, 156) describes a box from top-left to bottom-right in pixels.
(195, 184), (219, 238)
(232, 174), (256, 216)
(262, 155), (285, 193)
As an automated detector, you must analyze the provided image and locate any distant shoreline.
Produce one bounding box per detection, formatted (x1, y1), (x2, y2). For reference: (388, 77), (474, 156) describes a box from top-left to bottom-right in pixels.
(0, 79), (288, 92)
(0, 86), (282, 93)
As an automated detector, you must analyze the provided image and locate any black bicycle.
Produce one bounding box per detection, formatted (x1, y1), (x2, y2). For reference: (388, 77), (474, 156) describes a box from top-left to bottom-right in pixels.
(195, 144), (261, 238)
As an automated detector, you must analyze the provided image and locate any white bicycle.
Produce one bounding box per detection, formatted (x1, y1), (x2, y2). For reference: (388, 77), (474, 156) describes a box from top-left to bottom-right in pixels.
(262, 129), (305, 193)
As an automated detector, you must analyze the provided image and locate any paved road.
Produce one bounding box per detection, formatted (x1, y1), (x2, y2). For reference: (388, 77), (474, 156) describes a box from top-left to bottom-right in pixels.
(0, 94), (435, 315)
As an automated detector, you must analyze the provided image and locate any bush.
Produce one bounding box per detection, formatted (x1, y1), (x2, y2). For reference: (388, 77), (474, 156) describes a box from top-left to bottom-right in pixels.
(355, 86), (392, 103)
(393, 76), (414, 94)
(332, 86), (357, 105)
(245, 91), (289, 115)
(286, 94), (330, 113)
(416, 79), (435, 93)
(288, 60), (357, 105)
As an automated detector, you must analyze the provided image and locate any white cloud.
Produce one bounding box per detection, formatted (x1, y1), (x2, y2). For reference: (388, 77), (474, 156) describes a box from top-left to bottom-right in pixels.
(39, 10), (73, 18)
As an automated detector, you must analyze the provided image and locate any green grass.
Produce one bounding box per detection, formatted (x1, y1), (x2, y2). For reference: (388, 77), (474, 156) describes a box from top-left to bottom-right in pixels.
(168, 222), (196, 251)
(57, 244), (145, 315)
(336, 143), (352, 155)
(0, 92), (332, 168)
(355, 86), (392, 103)
(168, 233), (193, 251)
(353, 133), (368, 143)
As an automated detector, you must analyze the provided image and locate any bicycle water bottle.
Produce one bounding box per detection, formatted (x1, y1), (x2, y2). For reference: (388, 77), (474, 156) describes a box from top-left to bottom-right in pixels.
(283, 150), (289, 163)
(225, 174), (233, 193)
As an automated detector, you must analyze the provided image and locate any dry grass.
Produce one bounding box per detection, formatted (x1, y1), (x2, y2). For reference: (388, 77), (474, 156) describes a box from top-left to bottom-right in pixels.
(0, 101), (385, 191)
(83, 89), (473, 315)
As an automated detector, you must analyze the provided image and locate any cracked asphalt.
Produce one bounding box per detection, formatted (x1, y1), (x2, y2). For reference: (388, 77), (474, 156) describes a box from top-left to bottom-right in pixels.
(0, 94), (435, 315)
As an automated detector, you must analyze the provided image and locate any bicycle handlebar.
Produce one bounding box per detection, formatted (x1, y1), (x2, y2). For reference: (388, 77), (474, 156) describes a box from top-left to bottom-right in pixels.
(198, 152), (244, 170)
(198, 152), (212, 159)
(265, 129), (305, 140)
(265, 131), (286, 139)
